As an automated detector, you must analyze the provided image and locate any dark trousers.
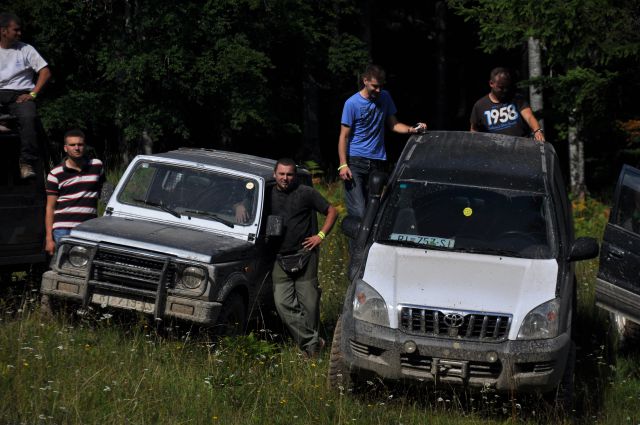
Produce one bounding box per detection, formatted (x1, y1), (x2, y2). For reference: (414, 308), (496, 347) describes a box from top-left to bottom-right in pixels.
(343, 156), (386, 218)
(0, 90), (39, 164)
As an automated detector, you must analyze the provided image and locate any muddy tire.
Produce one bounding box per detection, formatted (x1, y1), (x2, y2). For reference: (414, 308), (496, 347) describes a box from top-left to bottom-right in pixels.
(214, 293), (247, 337)
(328, 316), (355, 391)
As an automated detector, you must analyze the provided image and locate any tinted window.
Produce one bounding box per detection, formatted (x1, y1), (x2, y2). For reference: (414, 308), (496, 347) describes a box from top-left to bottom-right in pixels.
(376, 181), (553, 259)
(614, 171), (640, 234)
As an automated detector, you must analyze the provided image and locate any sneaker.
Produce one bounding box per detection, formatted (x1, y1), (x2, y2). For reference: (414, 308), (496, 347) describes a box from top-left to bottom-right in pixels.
(19, 161), (36, 179)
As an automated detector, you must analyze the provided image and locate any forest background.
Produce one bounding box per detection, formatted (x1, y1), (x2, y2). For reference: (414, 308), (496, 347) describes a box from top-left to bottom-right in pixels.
(3, 0), (640, 196)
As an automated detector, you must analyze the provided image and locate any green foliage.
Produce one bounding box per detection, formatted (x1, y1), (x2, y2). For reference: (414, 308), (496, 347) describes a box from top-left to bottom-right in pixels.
(5, 0), (369, 154)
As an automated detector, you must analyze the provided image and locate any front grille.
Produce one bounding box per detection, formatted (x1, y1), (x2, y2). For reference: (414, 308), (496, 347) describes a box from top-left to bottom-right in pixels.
(400, 307), (510, 341)
(91, 249), (176, 291)
(401, 353), (502, 379)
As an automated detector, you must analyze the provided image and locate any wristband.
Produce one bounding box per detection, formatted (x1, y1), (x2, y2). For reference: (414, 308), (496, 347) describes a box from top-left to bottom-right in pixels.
(337, 164), (348, 171)
(317, 231), (326, 240)
(533, 128), (543, 134)
(29, 92), (37, 99)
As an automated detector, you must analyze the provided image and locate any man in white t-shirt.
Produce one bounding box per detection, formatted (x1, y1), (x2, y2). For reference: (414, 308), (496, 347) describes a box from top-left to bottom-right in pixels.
(0, 12), (51, 178)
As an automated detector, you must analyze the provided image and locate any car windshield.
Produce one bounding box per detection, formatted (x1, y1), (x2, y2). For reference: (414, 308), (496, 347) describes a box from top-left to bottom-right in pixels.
(376, 181), (554, 259)
(118, 162), (259, 226)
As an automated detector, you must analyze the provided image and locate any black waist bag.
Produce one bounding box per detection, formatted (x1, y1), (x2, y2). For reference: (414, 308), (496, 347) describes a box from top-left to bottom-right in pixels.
(277, 250), (312, 274)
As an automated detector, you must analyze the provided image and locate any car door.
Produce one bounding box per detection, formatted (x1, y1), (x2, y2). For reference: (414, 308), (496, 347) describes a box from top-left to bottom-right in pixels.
(596, 164), (640, 324)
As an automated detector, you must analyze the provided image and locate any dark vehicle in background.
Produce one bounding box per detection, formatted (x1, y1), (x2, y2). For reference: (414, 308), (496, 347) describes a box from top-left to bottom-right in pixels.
(329, 132), (599, 405)
(0, 129), (47, 281)
(596, 164), (640, 342)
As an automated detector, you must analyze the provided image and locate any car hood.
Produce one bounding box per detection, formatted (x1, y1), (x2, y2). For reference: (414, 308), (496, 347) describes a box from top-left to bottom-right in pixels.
(69, 216), (253, 263)
(361, 243), (559, 339)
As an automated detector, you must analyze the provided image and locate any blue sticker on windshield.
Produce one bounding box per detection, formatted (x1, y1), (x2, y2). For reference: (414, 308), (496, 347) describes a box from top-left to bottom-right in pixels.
(400, 183), (407, 189)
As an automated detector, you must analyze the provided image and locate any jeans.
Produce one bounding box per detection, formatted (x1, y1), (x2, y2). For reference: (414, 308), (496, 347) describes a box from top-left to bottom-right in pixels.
(0, 89), (39, 164)
(53, 228), (71, 245)
(344, 156), (386, 218)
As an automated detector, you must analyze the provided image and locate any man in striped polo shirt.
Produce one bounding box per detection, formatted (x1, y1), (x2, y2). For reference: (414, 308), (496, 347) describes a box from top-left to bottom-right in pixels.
(45, 129), (105, 255)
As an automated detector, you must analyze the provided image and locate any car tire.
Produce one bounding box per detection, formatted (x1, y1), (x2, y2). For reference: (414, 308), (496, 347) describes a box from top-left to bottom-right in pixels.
(542, 340), (575, 418)
(214, 293), (247, 337)
(610, 312), (640, 347)
(328, 316), (356, 391)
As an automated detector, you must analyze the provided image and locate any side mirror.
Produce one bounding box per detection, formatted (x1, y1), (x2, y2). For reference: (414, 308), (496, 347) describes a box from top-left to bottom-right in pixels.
(341, 215), (362, 240)
(101, 182), (115, 203)
(567, 237), (599, 262)
(369, 171), (388, 198)
(266, 215), (284, 237)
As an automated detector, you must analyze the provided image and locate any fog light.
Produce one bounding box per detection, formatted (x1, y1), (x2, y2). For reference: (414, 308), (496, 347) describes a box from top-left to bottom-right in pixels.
(404, 340), (417, 354)
(68, 246), (89, 268)
(486, 351), (498, 363)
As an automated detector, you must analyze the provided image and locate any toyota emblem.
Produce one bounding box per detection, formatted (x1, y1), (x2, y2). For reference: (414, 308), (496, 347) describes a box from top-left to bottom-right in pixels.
(443, 313), (465, 328)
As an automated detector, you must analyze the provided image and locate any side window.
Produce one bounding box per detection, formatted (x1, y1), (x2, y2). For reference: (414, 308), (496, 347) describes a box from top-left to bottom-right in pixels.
(614, 170), (640, 234)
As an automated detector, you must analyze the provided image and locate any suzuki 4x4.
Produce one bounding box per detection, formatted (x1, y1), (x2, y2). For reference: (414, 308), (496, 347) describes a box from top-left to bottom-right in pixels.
(41, 148), (308, 333)
(329, 131), (599, 404)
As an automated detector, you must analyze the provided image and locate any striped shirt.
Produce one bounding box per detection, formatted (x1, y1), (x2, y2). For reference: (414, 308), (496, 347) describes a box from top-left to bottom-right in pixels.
(46, 158), (105, 229)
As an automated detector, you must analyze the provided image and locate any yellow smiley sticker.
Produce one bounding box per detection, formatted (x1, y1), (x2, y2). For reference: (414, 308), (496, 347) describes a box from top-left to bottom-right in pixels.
(463, 207), (473, 217)
(246, 182), (255, 190)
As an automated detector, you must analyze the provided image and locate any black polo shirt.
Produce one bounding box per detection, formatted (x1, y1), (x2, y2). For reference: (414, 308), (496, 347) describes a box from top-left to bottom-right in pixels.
(270, 183), (330, 253)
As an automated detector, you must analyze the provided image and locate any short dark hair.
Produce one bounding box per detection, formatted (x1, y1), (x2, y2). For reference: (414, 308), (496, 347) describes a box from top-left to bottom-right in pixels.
(0, 12), (21, 29)
(362, 64), (386, 84)
(274, 158), (297, 172)
(490, 67), (512, 82)
(64, 129), (86, 143)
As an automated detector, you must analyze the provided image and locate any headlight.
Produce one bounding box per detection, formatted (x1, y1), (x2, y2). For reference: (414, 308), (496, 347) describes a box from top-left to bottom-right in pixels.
(68, 246), (89, 268)
(517, 298), (560, 340)
(178, 266), (207, 289)
(352, 280), (389, 326)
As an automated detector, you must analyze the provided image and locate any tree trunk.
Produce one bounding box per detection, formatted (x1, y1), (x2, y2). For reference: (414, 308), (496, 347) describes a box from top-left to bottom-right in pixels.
(299, 74), (322, 163)
(527, 37), (544, 130)
(140, 130), (153, 155)
(568, 115), (586, 198)
(434, 1), (447, 130)
(359, 0), (373, 59)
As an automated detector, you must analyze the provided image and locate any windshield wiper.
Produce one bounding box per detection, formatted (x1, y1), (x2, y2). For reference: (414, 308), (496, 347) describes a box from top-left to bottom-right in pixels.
(454, 247), (523, 257)
(133, 198), (182, 218)
(182, 209), (235, 228)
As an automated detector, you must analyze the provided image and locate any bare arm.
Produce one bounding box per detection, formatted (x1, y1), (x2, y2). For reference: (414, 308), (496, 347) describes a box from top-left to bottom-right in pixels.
(338, 125), (352, 181)
(387, 115), (427, 134)
(302, 205), (339, 251)
(520, 107), (545, 142)
(45, 194), (57, 255)
(16, 66), (51, 104)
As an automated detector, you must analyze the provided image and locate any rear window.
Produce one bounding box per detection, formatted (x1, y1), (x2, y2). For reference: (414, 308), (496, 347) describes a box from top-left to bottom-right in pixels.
(376, 181), (554, 259)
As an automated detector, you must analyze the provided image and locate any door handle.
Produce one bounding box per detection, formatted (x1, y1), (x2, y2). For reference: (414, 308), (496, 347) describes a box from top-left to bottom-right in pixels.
(608, 246), (625, 258)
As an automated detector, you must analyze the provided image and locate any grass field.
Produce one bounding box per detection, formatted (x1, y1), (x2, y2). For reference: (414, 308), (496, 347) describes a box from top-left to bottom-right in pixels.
(1, 188), (639, 424)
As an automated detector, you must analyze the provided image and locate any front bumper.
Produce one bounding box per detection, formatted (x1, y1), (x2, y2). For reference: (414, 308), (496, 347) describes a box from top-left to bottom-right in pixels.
(41, 270), (222, 325)
(341, 317), (570, 392)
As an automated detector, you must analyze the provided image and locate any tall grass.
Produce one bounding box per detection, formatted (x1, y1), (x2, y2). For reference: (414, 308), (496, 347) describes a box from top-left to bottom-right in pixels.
(1, 190), (638, 424)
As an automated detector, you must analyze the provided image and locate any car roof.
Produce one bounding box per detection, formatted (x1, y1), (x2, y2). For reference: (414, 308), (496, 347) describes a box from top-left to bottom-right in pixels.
(395, 131), (556, 193)
(151, 148), (309, 181)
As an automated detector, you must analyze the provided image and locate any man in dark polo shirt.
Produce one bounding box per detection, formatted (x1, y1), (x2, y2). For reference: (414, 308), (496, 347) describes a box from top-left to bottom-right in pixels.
(44, 129), (105, 255)
(270, 158), (337, 358)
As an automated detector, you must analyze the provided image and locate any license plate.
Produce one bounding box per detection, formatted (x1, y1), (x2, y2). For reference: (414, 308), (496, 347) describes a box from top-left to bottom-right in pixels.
(92, 294), (154, 313)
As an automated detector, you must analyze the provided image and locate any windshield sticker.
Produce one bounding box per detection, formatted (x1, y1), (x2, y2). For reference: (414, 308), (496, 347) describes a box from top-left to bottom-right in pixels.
(400, 183), (407, 189)
(246, 182), (255, 190)
(390, 233), (455, 248)
(141, 163), (149, 168)
(463, 207), (473, 217)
